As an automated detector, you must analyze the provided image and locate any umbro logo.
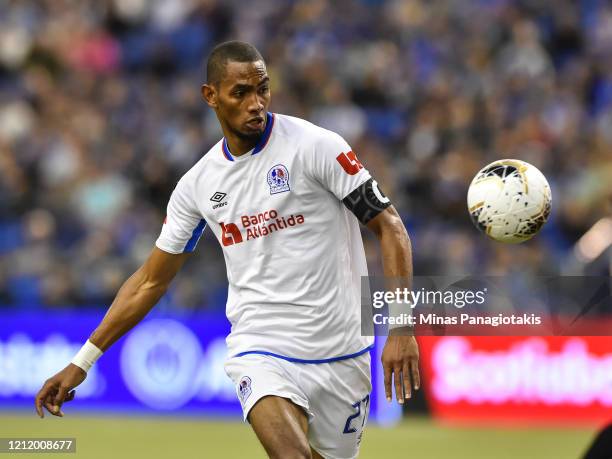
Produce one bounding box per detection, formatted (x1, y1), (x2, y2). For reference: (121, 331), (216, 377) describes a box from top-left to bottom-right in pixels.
(211, 192), (228, 209)
(210, 192), (226, 202)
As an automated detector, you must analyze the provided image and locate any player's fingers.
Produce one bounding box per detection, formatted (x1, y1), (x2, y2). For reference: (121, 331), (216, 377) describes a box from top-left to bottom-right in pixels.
(53, 386), (68, 405)
(410, 358), (421, 391)
(402, 361), (412, 400)
(44, 399), (58, 416)
(52, 386), (68, 415)
(383, 364), (392, 402)
(394, 365), (404, 404)
(35, 389), (48, 418)
(65, 390), (76, 402)
(46, 404), (63, 417)
(35, 383), (54, 418)
(43, 394), (63, 417)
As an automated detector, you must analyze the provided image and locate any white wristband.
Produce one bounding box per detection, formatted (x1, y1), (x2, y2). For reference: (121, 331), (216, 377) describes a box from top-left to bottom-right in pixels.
(388, 300), (413, 330)
(71, 340), (103, 373)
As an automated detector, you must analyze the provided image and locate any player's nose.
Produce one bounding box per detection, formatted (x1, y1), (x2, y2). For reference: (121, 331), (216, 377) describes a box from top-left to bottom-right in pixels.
(246, 93), (264, 113)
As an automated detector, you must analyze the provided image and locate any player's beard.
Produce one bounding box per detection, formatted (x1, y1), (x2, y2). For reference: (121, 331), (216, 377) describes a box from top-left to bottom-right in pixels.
(231, 121), (266, 143)
(235, 129), (263, 142)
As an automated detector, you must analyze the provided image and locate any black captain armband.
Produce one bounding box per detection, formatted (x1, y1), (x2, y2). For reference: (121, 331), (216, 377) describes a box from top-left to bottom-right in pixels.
(342, 178), (391, 224)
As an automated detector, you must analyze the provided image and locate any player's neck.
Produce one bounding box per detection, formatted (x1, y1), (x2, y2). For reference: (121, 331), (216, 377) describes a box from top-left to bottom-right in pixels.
(225, 136), (260, 157)
(223, 117), (267, 157)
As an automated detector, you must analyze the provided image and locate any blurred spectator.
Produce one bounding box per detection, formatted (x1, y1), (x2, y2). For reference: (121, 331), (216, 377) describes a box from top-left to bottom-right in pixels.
(0, 0), (610, 310)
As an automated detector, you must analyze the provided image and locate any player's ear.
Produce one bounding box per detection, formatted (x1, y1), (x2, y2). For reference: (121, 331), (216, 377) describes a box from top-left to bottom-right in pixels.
(201, 84), (218, 109)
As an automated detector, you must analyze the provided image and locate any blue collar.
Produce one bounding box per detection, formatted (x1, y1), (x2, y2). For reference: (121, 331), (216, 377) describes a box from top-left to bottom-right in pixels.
(222, 112), (275, 162)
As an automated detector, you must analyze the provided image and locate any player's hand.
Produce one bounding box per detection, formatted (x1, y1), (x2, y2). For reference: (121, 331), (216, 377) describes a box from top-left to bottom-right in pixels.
(35, 364), (86, 418)
(381, 333), (420, 404)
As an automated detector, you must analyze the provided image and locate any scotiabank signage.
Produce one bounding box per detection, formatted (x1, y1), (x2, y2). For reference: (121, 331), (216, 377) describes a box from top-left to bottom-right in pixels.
(419, 336), (612, 425)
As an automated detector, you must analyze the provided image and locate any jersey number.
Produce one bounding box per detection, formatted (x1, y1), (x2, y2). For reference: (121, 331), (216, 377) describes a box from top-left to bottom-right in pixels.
(343, 394), (370, 434)
(336, 151), (363, 175)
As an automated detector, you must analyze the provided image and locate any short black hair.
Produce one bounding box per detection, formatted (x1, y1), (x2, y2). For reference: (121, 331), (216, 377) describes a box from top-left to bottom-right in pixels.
(206, 41), (264, 85)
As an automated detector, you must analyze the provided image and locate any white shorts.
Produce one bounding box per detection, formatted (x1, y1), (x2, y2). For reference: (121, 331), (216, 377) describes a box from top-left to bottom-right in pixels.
(224, 352), (372, 459)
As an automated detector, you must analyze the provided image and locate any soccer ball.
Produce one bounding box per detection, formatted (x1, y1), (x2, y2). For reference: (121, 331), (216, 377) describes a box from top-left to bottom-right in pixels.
(467, 159), (552, 243)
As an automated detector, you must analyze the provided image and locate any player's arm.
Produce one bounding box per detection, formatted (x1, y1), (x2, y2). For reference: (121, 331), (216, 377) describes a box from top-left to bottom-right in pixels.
(308, 132), (420, 404)
(34, 247), (190, 418)
(342, 177), (420, 404)
(365, 205), (420, 404)
(90, 247), (190, 351)
(35, 175), (204, 418)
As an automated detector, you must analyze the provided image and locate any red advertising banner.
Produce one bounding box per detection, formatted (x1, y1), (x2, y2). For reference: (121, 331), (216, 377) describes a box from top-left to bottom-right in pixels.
(419, 336), (612, 425)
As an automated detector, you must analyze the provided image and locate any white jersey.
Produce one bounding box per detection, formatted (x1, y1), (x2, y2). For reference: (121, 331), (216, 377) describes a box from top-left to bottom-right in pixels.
(156, 113), (374, 361)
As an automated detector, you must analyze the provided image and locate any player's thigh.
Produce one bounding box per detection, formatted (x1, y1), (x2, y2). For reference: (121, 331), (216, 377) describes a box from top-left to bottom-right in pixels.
(248, 395), (311, 459)
(308, 390), (371, 459)
(307, 354), (372, 459)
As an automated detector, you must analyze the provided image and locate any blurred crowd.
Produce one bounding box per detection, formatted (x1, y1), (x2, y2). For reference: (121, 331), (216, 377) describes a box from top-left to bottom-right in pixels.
(0, 0), (610, 310)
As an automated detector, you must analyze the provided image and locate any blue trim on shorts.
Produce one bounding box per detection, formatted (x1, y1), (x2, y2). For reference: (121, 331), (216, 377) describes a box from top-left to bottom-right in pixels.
(233, 344), (374, 364)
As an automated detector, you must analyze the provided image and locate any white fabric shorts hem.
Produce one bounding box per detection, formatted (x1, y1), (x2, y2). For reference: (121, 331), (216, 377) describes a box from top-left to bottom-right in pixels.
(224, 352), (372, 459)
(242, 390), (312, 423)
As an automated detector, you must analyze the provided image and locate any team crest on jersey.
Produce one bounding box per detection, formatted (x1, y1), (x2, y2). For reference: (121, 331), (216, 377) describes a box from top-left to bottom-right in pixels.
(238, 376), (252, 404)
(267, 164), (290, 194)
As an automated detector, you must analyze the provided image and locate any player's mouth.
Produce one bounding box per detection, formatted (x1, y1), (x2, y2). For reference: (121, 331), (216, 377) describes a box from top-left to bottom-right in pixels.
(245, 117), (265, 131)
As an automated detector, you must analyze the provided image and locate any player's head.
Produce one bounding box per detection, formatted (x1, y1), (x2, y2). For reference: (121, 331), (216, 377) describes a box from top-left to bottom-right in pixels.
(202, 41), (270, 141)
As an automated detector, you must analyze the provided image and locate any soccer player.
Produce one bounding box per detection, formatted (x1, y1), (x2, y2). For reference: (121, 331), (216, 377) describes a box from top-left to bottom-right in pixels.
(35, 41), (420, 459)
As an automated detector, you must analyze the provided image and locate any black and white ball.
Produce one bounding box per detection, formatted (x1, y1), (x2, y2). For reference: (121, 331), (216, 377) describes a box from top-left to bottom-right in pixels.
(467, 159), (552, 243)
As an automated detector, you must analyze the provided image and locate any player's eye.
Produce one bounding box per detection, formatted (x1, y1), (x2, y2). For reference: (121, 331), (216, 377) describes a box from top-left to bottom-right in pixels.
(258, 86), (269, 94)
